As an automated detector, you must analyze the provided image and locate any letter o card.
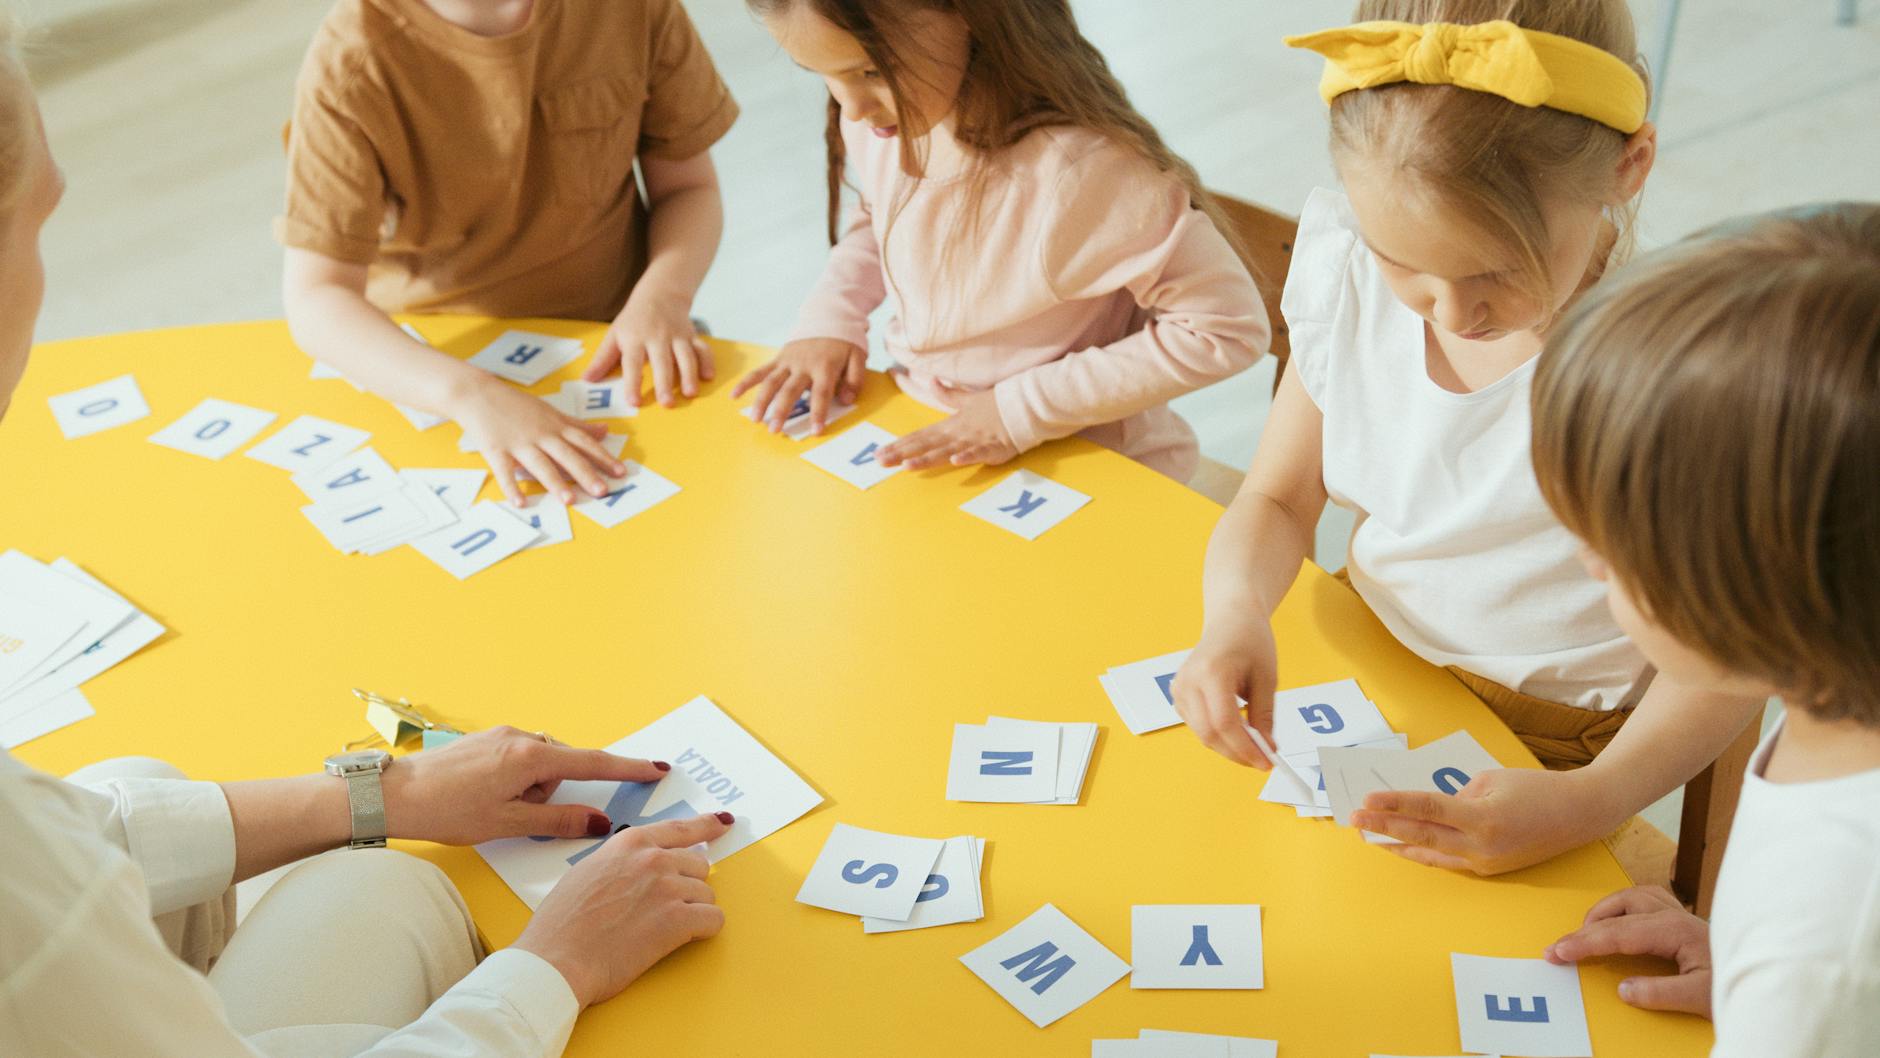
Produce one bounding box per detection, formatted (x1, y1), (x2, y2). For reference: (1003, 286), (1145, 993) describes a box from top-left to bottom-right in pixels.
(148, 398), (276, 459)
(960, 470), (1090, 541)
(47, 374), (150, 439)
(960, 903), (1129, 1028)
(1130, 905), (1263, 989)
(794, 823), (944, 921)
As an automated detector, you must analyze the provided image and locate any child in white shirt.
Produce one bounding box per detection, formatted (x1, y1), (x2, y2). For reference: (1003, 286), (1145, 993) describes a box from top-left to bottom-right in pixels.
(1536, 202), (1880, 1057)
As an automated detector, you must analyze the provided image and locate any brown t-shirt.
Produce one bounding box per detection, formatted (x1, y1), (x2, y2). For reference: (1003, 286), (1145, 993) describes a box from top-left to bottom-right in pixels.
(277, 0), (737, 322)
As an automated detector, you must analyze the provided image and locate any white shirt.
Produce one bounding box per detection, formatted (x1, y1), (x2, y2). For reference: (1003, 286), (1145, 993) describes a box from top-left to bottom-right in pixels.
(0, 749), (578, 1057)
(1708, 720), (1880, 1057)
(1280, 188), (1647, 711)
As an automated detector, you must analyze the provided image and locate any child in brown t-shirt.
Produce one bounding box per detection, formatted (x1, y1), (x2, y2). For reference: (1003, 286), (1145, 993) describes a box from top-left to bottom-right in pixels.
(279, 0), (736, 504)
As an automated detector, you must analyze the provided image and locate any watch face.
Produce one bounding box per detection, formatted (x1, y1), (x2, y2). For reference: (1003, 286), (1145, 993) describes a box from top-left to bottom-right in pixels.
(327, 749), (391, 771)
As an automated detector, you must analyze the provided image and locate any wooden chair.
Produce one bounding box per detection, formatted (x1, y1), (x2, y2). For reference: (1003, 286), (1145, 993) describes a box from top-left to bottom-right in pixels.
(1187, 192), (1298, 506)
(1670, 712), (1763, 915)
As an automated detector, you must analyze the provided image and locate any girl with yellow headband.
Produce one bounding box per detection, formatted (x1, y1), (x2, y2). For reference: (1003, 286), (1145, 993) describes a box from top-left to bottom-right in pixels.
(1171, 0), (1766, 876)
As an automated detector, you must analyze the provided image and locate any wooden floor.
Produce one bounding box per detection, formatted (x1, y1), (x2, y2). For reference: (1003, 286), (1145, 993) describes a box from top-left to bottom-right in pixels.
(22, 0), (1866, 838)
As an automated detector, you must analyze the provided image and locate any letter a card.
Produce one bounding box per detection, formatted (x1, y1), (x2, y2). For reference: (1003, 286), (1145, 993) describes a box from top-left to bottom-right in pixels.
(476, 696), (821, 909)
(794, 822), (944, 920)
(1451, 954), (1591, 1057)
(802, 422), (903, 490)
(960, 903), (1129, 1027)
(960, 469), (1090, 540)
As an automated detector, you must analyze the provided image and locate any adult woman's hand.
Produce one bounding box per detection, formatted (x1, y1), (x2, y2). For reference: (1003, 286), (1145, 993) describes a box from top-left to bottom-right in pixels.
(382, 726), (673, 845)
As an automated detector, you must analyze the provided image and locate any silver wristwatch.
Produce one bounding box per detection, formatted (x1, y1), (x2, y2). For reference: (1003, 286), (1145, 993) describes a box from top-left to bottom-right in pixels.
(323, 748), (392, 849)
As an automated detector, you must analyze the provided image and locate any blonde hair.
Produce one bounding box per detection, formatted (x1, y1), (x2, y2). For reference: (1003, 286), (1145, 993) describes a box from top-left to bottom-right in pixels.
(0, 12), (33, 215)
(1329, 0), (1649, 303)
(1532, 203), (1880, 722)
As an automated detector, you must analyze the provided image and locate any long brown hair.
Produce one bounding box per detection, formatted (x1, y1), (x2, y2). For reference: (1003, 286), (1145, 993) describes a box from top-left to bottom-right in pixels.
(1532, 203), (1880, 719)
(747, 0), (1239, 261)
(1329, 0), (1649, 305)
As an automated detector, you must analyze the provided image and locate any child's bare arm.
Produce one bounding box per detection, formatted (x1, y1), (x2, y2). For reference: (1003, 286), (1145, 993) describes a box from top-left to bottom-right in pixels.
(587, 152), (725, 406)
(282, 248), (624, 505)
(1171, 366), (1330, 767)
(1353, 681), (1765, 874)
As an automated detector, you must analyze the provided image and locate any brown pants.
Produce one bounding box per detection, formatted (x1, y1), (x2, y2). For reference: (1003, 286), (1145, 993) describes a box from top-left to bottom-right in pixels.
(1331, 568), (1631, 769)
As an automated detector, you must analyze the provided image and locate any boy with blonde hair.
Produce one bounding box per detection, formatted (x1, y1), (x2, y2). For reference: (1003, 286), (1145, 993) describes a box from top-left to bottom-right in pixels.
(1534, 202), (1880, 1057)
(279, 0), (736, 505)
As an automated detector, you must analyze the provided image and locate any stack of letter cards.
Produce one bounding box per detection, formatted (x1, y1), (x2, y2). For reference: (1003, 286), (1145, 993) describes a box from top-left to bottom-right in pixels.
(1098, 649), (1191, 735)
(1451, 954), (1591, 1057)
(476, 696), (821, 909)
(1320, 730), (1504, 844)
(1092, 1029), (1278, 1057)
(796, 824), (988, 934)
(946, 716), (1098, 805)
(0, 550), (164, 747)
(1254, 680), (1405, 817)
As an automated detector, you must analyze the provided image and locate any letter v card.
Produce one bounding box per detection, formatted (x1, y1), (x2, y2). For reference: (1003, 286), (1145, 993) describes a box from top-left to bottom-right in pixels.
(475, 696), (821, 909)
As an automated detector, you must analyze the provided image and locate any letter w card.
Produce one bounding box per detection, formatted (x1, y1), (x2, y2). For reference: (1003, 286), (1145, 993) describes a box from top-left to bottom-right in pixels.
(801, 422), (903, 489)
(476, 696), (821, 909)
(960, 469), (1090, 541)
(794, 823), (944, 921)
(1451, 954), (1591, 1057)
(960, 903), (1129, 1028)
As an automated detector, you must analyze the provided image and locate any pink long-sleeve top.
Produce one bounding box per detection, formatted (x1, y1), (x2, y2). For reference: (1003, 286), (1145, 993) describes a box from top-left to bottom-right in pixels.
(787, 119), (1269, 481)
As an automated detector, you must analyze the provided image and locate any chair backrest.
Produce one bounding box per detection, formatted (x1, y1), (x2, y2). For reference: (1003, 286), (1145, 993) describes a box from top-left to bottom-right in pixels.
(1207, 191), (1298, 393)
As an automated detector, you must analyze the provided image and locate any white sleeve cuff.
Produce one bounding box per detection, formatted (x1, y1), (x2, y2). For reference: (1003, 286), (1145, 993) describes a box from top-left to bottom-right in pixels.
(442, 948), (581, 1050)
(102, 778), (237, 916)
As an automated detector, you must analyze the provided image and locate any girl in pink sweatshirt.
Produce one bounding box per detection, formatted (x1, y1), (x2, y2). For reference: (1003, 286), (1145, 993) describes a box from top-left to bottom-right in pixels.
(732, 0), (1269, 482)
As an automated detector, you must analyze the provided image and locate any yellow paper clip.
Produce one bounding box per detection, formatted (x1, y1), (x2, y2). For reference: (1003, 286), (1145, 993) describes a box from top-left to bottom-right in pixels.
(343, 688), (467, 751)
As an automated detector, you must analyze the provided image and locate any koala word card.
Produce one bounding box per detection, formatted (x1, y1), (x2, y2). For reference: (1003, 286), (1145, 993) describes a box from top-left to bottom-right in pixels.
(476, 696), (821, 909)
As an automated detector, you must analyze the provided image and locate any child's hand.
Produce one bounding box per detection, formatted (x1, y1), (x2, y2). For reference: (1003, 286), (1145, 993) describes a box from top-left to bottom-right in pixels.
(731, 338), (865, 435)
(1171, 617), (1278, 769)
(876, 391), (1017, 469)
(1351, 765), (1617, 875)
(451, 376), (626, 506)
(588, 285), (714, 408)
(1544, 886), (1713, 1017)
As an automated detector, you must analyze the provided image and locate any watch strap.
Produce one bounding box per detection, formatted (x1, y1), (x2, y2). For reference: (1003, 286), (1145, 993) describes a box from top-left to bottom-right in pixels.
(342, 767), (387, 849)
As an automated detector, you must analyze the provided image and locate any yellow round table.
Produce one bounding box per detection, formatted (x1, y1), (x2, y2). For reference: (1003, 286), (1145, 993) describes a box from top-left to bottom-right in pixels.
(1, 318), (1712, 1056)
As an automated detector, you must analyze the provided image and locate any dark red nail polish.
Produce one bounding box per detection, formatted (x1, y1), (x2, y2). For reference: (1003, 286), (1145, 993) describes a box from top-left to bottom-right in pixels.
(586, 814), (612, 837)
(654, 760), (671, 772)
(715, 811), (734, 825)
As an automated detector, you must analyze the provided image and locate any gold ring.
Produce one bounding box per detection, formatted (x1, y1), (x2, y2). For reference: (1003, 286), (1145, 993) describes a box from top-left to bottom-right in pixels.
(533, 730), (556, 745)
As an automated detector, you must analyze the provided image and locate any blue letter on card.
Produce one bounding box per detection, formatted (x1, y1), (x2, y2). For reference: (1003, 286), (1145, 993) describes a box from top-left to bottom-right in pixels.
(998, 490), (1046, 518)
(979, 750), (1035, 776)
(1485, 994), (1550, 1023)
(1179, 924), (1223, 967)
(841, 860), (899, 889)
(505, 344), (543, 366)
(916, 873), (951, 903)
(1432, 766), (1471, 795)
(1000, 942), (1076, 995)
(1299, 703), (1344, 735)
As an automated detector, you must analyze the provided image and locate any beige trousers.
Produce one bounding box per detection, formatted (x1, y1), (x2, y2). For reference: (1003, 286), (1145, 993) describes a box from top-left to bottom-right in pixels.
(68, 758), (485, 1058)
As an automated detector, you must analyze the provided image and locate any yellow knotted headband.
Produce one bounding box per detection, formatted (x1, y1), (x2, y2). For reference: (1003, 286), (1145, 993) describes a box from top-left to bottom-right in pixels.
(1285, 20), (1648, 135)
